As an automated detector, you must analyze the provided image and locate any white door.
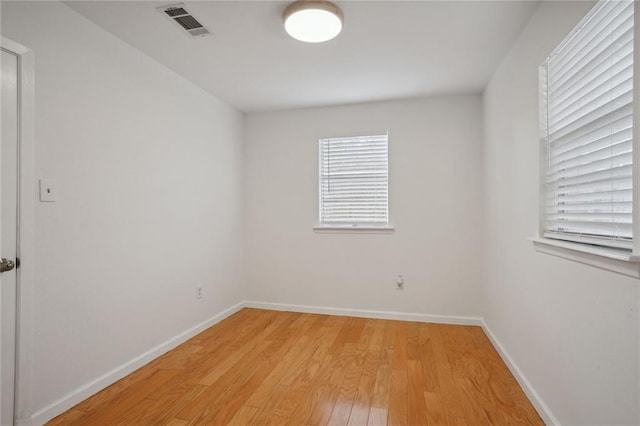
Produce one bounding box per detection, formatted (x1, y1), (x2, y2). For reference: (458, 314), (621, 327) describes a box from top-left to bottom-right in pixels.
(1, 47), (20, 426)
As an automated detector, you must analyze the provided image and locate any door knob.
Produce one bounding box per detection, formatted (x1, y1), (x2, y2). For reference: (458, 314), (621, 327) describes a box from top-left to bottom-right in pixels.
(1, 258), (15, 273)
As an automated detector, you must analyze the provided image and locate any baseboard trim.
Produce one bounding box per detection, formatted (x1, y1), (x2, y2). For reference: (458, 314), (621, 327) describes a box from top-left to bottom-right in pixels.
(481, 320), (559, 426)
(244, 300), (482, 326)
(27, 301), (244, 426)
(25, 302), (555, 426)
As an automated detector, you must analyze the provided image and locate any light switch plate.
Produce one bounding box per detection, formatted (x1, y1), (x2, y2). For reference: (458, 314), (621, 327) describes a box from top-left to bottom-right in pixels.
(39, 179), (56, 202)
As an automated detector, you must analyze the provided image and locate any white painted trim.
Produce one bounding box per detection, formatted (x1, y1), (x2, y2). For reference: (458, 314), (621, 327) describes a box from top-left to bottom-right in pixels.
(530, 237), (640, 278)
(244, 301), (482, 326)
(15, 45), (36, 426)
(481, 320), (560, 426)
(1, 37), (36, 426)
(28, 302), (244, 426)
(1, 37), (30, 56)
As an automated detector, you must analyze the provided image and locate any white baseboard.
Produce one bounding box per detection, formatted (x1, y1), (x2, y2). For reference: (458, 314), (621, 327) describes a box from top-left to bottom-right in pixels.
(481, 320), (559, 426)
(24, 301), (554, 426)
(244, 300), (483, 326)
(27, 301), (244, 426)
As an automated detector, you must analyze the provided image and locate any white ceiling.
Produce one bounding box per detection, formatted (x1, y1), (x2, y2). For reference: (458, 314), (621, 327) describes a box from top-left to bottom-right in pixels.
(66, 1), (539, 112)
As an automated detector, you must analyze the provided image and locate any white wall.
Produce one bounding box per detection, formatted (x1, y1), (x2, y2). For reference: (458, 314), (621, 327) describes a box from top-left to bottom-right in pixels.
(1, 1), (245, 422)
(245, 96), (483, 318)
(482, 2), (639, 424)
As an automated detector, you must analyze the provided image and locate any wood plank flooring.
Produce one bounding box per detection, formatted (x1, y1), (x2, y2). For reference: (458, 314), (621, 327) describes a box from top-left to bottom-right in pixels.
(47, 308), (543, 425)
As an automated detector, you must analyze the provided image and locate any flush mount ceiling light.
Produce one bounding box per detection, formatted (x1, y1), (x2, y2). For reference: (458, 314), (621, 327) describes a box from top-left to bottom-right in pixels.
(283, 0), (343, 43)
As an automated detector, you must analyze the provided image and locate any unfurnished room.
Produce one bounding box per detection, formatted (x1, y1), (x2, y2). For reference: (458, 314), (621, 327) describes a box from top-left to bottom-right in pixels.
(0, 0), (638, 425)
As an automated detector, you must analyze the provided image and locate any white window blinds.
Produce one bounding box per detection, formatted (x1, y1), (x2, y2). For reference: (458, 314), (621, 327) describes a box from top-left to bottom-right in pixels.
(319, 134), (389, 225)
(541, 0), (635, 249)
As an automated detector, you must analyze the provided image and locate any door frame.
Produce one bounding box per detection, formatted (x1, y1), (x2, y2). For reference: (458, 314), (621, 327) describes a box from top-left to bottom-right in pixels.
(1, 37), (35, 426)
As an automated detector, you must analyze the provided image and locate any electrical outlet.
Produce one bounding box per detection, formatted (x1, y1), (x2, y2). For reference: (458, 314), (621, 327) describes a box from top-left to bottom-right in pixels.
(196, 286), (203, 299)
(396, 275), (404, 290)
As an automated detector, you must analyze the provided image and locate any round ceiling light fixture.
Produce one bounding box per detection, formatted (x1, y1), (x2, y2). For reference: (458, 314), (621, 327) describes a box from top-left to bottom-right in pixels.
(283, 1), (343, 43)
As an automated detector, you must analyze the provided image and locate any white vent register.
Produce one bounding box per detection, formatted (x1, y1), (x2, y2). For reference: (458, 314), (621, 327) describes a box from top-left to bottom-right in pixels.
(158, 3), (211, 37)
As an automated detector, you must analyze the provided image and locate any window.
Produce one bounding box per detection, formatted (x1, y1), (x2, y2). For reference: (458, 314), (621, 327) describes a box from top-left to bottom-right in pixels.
(318, 134), (390, 228)
(539, 0), (635, 251)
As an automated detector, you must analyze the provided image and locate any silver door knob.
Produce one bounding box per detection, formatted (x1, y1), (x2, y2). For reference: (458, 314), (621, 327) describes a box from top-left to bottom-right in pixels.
(1, 258), (15, 273)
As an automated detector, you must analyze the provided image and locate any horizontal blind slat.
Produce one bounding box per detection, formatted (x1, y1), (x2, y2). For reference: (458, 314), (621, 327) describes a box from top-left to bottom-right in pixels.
(545, 188), (632, 204)
(549, 107), (632, 147)
(547, 151), (632, 179)
(549, 75), (633, 128)
(548, 90), (633, 139)
(549, 124), (631, 158)
(549, 4), (633, 89)
(548, 139), (632, 172)
(546, 166), (633, 188)
(548, 176), (632, 197)
(549, 53), (633, 115)
(546, 219), (632, 237)
(547, 212), (632, 223)
(549, 1), (630, 73)
(546, 201), (632, 212)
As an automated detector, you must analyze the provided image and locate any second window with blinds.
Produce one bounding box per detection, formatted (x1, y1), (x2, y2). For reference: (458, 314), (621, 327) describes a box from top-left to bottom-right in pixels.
(540, 0), (635, 252)
(317, 134), (391, 230)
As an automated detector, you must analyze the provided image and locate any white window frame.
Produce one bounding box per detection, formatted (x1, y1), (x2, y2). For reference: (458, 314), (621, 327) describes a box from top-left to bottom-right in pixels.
(532, 0), (640, 277)
(314, 132), (394, 233)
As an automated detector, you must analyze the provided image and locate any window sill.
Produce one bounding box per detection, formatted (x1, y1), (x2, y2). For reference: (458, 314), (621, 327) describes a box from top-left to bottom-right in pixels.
(529, 237), (640, 278)
(314, 225), (395, 234)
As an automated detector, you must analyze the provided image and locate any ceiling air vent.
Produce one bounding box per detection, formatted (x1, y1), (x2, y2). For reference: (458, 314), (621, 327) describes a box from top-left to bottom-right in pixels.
(158, 3), (211, 38)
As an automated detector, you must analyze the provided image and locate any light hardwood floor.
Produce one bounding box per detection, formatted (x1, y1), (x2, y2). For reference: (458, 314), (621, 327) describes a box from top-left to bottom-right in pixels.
(47, 308), (543, 425)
